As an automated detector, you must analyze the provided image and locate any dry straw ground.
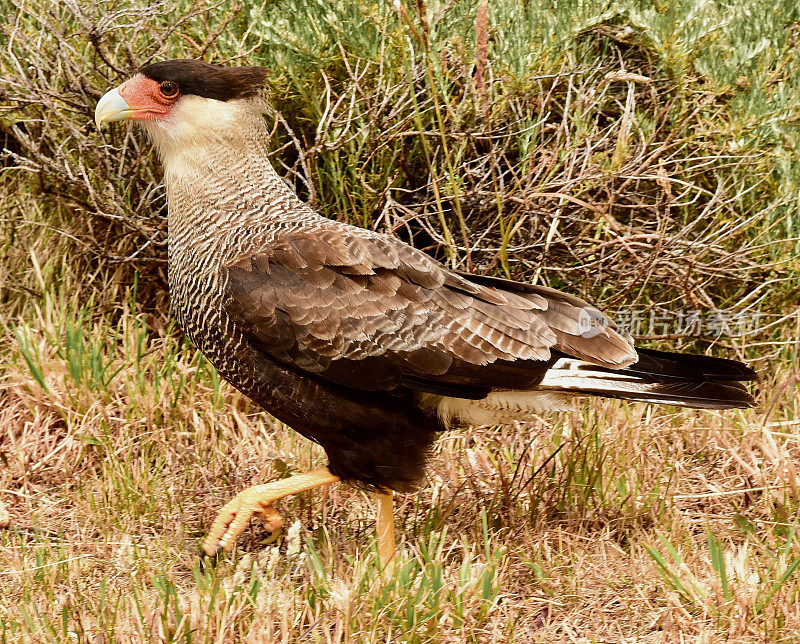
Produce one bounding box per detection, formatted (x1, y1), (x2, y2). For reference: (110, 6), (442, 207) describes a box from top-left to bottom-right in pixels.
(1, 0), (799, 641)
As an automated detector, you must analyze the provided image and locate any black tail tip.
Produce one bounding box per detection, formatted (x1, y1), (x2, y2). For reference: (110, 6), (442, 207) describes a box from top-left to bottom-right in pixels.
(627, 348), (758, 409)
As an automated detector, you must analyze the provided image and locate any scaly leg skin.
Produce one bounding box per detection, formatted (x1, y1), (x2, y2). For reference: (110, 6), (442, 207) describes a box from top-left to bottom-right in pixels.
(203, 467), (340, 556)
(376, 490), (396, 573)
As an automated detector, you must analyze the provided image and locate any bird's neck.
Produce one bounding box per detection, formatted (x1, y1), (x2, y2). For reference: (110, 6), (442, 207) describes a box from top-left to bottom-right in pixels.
(153, 114), (320, 244)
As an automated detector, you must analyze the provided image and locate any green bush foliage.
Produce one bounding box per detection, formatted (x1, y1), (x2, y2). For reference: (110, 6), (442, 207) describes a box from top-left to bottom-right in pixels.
(2, 0), (798, 331)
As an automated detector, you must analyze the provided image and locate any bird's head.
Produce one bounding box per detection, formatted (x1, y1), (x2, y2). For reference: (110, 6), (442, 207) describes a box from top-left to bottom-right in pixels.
(95, 59), (269, 159)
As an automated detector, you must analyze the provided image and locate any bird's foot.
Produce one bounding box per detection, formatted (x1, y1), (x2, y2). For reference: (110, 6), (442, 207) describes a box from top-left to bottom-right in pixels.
(203, 491), (282, 554)
(255, 503), (284, 532)
(202, 467), (339, 556)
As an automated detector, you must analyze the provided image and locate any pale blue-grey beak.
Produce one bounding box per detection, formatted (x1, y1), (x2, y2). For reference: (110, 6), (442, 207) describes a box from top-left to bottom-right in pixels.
(94, 87), (133, 128)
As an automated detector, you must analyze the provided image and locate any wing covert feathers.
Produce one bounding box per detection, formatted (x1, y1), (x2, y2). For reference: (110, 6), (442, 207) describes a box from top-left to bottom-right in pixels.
(224, 225), (637, 398)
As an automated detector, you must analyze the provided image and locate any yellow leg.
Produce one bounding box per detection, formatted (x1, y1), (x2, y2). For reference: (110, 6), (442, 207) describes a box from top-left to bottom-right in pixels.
(376, 490), (396, 569)
(203, 467), (339, 556)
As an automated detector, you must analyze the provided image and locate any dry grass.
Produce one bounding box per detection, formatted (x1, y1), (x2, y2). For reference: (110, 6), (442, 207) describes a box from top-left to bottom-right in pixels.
(2, 0), (800, 641)
(0, 267), (798, 641)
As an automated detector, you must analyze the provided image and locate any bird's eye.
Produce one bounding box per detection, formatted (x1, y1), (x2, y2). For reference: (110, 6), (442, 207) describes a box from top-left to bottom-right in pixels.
(159, 81), (179, 98)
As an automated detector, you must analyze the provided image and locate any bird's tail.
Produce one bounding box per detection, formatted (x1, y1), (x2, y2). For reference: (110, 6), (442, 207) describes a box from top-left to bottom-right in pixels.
(537, 348), (757, 410)
(435, 348), (756, 427)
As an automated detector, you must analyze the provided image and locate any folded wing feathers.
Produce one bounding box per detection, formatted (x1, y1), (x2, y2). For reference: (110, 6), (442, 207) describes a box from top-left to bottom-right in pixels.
(226, 225), (754, 417)
(228, 226), (639, 371)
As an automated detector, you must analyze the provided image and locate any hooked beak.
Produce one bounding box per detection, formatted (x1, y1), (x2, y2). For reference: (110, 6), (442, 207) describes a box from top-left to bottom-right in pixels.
(95, 87), (133, 129)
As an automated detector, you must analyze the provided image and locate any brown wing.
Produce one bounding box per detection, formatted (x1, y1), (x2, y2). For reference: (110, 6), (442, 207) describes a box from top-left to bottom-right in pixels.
(223, 226), (636, 398)
(455, 272), (637, 367)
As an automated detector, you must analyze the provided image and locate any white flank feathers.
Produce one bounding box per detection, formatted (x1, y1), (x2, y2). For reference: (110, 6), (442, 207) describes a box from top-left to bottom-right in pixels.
(436, 391), (571, 427)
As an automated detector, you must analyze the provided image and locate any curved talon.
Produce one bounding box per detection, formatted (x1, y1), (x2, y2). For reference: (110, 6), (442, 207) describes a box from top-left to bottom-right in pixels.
(202, 467), (339, 556)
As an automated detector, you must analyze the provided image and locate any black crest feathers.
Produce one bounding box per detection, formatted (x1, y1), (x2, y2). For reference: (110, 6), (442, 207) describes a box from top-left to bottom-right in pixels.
(140, 59), (268, 102)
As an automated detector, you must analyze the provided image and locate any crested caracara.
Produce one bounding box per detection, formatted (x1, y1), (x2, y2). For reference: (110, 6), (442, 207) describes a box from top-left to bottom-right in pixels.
(95, 59), (756, 565)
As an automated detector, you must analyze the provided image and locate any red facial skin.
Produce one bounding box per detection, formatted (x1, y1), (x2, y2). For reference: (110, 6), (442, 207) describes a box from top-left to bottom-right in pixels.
(118, 75), (181, 121)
